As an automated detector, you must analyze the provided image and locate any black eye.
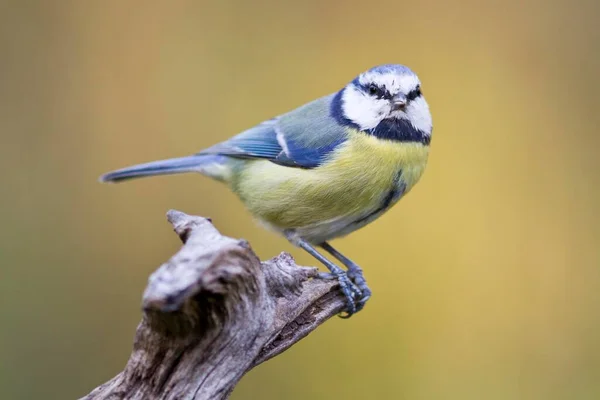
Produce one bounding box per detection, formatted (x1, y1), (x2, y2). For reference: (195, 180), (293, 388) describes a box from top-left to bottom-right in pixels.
(368, 84), (379, 96)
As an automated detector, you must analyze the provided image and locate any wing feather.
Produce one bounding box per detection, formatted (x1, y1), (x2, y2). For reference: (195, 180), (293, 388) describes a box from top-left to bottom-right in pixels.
(198, 94), (349, 169)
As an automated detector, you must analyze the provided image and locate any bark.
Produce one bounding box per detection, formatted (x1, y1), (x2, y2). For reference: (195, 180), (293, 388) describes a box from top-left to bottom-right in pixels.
(82, 210), (346, 400)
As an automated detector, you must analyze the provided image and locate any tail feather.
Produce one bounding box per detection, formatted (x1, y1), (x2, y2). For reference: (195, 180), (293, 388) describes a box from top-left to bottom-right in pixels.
(99, 155), (230, 183)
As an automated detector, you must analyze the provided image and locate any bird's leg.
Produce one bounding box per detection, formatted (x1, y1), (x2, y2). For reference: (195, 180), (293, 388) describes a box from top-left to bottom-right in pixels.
(320, 242), (372, 313)
(284, 232), (360, 316)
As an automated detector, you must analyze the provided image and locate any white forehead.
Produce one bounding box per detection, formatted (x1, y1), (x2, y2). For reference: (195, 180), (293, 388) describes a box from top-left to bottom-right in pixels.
(357, 71), (420, 94)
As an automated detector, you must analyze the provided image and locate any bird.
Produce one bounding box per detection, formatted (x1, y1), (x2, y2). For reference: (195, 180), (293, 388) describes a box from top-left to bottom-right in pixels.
(99, 64), (433, 317)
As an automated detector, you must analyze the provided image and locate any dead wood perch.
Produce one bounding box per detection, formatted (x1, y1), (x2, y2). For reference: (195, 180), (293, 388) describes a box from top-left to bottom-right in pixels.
(82, 210), (346, 400)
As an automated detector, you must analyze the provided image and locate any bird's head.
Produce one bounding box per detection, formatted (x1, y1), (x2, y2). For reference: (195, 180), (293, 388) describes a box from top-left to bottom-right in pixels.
(334, 64), (432, 141)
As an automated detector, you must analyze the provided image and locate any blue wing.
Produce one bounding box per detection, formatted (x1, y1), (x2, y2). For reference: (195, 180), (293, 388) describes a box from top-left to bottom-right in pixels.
(198, 94), (349, 169)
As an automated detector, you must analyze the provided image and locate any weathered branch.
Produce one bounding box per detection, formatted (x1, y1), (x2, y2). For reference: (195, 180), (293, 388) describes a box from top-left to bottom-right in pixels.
(82, 210), (345, 400)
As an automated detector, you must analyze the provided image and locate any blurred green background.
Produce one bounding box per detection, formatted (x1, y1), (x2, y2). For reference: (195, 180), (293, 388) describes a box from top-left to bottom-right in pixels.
(1, 0), (599, 399)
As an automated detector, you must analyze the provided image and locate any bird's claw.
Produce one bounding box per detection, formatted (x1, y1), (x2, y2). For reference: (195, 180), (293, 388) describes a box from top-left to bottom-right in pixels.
(348, 269), (371, 313)
(317, 271), (366, 317)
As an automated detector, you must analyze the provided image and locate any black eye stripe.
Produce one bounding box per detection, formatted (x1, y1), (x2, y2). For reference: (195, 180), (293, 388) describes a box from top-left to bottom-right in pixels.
(407, 86), (422, 101)
(364, 83), (421, 102)
(365, 83), (392, 99)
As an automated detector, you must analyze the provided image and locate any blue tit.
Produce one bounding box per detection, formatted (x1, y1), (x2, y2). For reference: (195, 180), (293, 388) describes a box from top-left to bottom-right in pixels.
(100, 64), (433, 316)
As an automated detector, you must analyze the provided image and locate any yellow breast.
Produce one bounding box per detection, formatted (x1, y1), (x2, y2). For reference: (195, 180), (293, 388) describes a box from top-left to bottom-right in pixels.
(232, 130), (429, 239)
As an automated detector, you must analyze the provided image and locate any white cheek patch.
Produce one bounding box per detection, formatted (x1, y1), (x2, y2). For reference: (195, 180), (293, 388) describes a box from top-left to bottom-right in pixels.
(405, 96), (432, 134)
(341, 85), (389, 130)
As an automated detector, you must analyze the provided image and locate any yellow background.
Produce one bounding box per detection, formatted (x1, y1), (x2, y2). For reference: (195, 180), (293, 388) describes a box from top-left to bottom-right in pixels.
(1, 1), (599, 399)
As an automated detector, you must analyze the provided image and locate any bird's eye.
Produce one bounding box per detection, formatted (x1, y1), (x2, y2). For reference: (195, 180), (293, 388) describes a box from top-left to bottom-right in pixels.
(407, 86), (422, 101)
(368, 84), (380, 96)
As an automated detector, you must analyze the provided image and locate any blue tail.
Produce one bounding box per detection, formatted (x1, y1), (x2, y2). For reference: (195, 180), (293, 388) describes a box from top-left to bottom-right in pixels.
(99, 155), (230, 183)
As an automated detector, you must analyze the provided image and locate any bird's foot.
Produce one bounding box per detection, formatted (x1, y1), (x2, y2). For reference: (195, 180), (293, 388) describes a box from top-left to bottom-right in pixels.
(317, 242), (372, 316)
(286, 233), (367, 317)
(347, 267), (372, 313)
(316, 271), (362, 316)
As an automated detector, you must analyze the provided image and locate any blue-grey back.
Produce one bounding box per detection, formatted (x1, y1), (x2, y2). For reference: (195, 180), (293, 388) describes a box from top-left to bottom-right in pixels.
(198, 94), (349, 169)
